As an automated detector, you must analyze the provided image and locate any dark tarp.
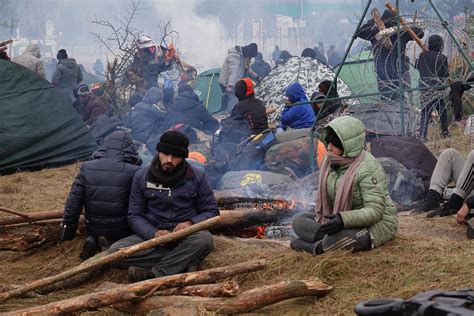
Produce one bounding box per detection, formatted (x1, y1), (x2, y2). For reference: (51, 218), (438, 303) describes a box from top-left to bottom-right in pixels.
(0, 60), (98, 174)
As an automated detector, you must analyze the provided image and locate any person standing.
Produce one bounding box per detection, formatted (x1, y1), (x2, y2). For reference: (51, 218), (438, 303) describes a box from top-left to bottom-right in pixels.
(52, 49), (83, 102)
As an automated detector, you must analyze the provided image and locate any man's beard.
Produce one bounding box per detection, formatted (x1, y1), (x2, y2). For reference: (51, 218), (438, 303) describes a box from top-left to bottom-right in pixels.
(161, 162), (176, 174)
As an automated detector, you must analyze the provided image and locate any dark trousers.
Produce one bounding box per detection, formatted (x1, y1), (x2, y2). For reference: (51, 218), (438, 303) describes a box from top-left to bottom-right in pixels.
(419, 98), (448, 139)
(109, 230), (214, 277)
(291, 212), (372, 254)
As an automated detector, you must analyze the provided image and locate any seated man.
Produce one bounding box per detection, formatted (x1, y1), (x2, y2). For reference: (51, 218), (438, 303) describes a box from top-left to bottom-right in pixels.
(414, 149), (473, 218)
(60, 131), (142, 260)
(291, 116), (398, 255)
(278, 82), (315, 132)
(109, 130), (219, 283)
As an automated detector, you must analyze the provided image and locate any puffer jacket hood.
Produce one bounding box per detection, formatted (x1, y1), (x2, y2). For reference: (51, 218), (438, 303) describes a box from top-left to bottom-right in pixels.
(93, 130), (141, 165)
(227, 46), (242, 56)
(59, 58), (78, 68)
(428, 34), (443, 52)
(23, 43), (41, 58)
(143, 87), (163, 104)
(322, 116), (366, 158)
(286, 82), (308, 103)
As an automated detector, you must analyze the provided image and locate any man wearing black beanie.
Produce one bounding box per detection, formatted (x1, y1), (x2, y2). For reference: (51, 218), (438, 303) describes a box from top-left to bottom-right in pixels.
(109, 130), (220, 283)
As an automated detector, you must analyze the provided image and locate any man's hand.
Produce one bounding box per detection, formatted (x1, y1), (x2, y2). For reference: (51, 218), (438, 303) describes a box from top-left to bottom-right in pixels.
(155, 229), (171, 237)
(456, 203), (470, 224)
(173, 220), (193, 232)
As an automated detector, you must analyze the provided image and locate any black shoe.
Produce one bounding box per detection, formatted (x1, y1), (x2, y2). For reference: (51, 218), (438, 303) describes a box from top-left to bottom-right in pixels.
(290, 238), (318, 255)
(186, 264), (198, 272)
(412, 189), (442, 214)
(97, 236), (110, 252)
(80, 236), (100, 260)
(442, 130), (450, 138)
(426, 206), (457, 218)
(128, 266), (155, 283)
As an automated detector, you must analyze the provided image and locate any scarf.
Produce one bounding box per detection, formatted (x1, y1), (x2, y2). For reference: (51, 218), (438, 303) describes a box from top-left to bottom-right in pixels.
(147, 155), (189, 188)
(315, 151), (365, 224)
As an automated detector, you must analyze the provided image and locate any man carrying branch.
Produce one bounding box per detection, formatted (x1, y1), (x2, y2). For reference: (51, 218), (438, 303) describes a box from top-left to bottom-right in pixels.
(109, 130), (220, 283)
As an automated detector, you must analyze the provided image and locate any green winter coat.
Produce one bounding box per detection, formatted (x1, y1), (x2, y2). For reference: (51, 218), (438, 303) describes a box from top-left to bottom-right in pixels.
(320, 116), (398, 248)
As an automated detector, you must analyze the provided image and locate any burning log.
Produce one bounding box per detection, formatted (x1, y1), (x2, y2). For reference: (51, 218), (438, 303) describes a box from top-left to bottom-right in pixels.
(0, 224), (59, 251)
(4, 260), (266, 315)
(113, 279), (333, 314)
(96, 280), (240, 297)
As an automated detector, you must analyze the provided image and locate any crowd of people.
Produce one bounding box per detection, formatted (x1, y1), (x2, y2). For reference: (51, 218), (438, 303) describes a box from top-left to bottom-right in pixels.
(1, 24), (472, 284)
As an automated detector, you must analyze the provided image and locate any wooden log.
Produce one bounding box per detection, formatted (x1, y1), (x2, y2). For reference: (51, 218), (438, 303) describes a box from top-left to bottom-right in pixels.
(5, 259), (266, 315)
(114, 279), (333, 314)
(215, 209), (298, 233)
(96, 280), (239, 297)
(371, 8), (394, 50)
(0, 216), (223, 302)
(0, 224), (59, 251)
(385, 1), (428, 52)
(0, 210), (64, 226)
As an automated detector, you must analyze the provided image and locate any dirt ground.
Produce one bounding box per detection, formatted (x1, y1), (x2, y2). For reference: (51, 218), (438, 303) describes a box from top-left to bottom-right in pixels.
(0, 130), (473, 314)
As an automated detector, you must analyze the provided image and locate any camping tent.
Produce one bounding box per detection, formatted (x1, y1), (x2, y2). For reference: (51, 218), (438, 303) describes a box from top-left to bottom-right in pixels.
(0, 60), (98, 174)
(194, 68), (222, 114)
(254, 56), (354, 124)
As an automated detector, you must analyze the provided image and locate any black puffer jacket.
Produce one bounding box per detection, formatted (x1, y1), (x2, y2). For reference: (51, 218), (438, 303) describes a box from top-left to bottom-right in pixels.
(415, 35), (449, 88)
(162, 84), (219, 134)
(63, 131), (141, 239)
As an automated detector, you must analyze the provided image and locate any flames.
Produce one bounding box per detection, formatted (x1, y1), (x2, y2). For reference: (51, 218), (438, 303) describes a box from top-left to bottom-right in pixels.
(261, 199), (296, 211)
(255, 225), (266, 239)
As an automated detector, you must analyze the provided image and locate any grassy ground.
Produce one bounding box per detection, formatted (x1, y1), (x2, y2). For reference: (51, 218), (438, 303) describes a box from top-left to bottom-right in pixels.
(0, 126), (473, 314)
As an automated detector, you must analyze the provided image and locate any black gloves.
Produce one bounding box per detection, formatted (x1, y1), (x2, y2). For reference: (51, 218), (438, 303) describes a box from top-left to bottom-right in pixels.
(59, 223), (77, 241)
(320, 214), (344, 235)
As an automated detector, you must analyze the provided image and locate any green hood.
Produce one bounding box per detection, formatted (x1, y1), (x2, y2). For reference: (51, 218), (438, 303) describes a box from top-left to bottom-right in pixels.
(322, 116), (366, 158)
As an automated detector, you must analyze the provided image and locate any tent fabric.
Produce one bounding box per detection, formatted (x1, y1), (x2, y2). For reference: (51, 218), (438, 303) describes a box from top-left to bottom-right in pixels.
(0, 60), (98, 174)
(194, 68), (222, 114)
(254, 56), (354, 124)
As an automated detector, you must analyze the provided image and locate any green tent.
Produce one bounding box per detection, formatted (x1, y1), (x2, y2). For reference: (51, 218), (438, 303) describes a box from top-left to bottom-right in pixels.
(335, 50), (420, 104)
(194, 68), (222, 114)
(0, 60), (98, 175)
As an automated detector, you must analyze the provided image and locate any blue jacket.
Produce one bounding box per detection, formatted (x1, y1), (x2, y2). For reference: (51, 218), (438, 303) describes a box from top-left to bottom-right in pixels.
(128, 164), (220, 240)
(280, 82), (315, 130)
(63, 131), (141, 239)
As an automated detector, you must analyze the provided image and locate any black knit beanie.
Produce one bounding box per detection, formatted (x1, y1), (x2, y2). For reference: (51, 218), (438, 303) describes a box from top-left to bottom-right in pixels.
(156, 130), (189, 158)
(325, 127), (343, 151)
(57, 49), (68, 60)
(242, 43), (258, 58)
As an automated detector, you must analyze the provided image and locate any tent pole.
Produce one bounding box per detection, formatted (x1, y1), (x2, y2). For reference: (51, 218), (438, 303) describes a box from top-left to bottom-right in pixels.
(396, 0), (405, 136)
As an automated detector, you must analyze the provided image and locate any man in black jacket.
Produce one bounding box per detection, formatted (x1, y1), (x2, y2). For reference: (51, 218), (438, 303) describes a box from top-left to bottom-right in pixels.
(109, 130), (219, 283)
(60, 131), (142, 260)
(416, 34), (450, 141)
(162, 83), (219, 135)
(230, 77), (269, 135)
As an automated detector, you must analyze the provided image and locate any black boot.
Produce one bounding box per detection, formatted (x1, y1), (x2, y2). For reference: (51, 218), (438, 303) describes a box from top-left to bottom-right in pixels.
(80, 236), (100, 261)
(427, 193), (464, 218)
(290, 238), (318, 255)
(97, 236), (111, 252)
(128, 266), (155, 283)
(413, 189), (442, 214)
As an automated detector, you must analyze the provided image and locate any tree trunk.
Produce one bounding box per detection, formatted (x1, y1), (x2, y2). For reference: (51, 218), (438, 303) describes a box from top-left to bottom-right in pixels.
(0, 210), (64, 226)
(114, 279), (333, 314)
(96, 280), (239, 297)
(0, 216), (223, 303)
(0, 224), (59, 251)
(213, 209), (298, 233)
(5, 260), (266, 315)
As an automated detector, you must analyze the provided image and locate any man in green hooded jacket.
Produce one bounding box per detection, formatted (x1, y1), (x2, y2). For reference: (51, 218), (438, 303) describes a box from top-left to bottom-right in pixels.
(291, 116), (398, 255)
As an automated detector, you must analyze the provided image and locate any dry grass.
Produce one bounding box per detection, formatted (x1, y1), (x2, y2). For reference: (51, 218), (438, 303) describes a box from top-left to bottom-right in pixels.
(0, 125), (473, 314)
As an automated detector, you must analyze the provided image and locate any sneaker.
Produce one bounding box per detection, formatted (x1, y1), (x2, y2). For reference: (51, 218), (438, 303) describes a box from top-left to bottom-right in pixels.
(290, 238), (318, 255)
(426, 206), (457, 218)
(128, 266), (155, 283)
(80, 236), (100, 260)
(412, 189), (442, 214)
(97, 236), (110, 252)
(441, 130), (450, 138)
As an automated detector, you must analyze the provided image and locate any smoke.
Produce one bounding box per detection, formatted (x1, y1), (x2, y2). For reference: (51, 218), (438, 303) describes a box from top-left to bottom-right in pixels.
(151, 0), (227, 70)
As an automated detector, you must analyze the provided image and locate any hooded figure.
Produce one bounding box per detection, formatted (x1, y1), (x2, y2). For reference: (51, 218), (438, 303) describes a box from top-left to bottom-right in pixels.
(231, 77), (269, 134)
(279, 82), (315, 130)
(52, 49), (83, 101)
(301, 47), (317, 59)
(291, 116), (398, 256)
(357, 10), (424, 100)
(60, 130), (142, 260)
(317, 80), (342, 119)
(251, 52), (271, 79)
(125, 87), (166, 143)
(162, 83), (219, 135)
(416, 34), (450, 140)
(219, 43), (259, 112)
(11, 43), (45, 78)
